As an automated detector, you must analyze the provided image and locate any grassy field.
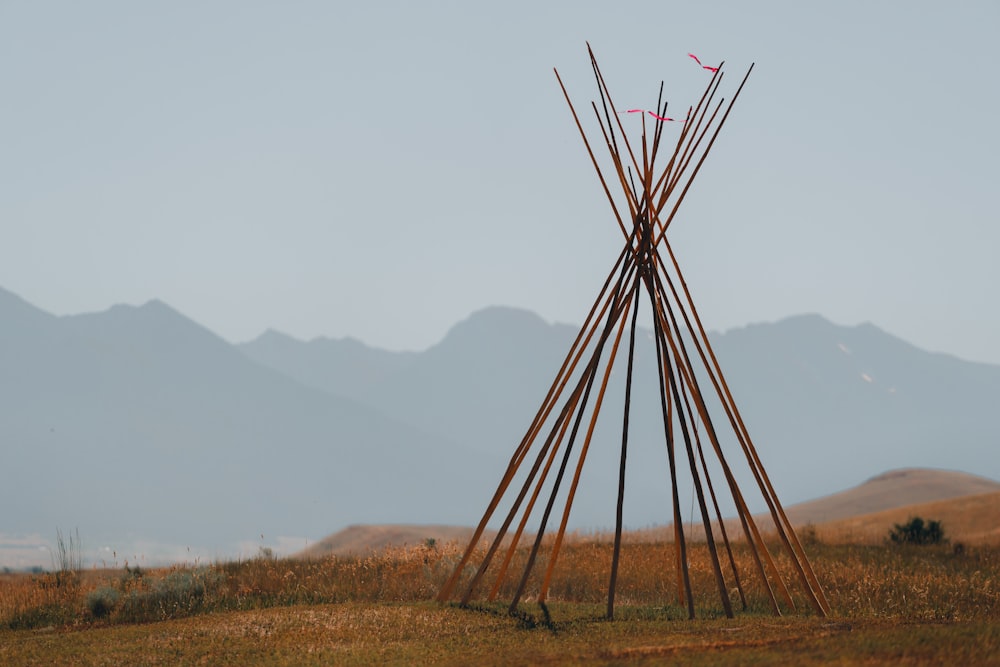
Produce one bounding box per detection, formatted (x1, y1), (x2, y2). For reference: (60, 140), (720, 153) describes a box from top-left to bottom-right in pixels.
(2, 537), (998, 665)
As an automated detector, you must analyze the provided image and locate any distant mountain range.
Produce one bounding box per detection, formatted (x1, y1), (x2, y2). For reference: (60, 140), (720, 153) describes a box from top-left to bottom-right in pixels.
(2, 286), (998, 567)
(0, 287), (497, 567)
(241, 305), (1000, 521)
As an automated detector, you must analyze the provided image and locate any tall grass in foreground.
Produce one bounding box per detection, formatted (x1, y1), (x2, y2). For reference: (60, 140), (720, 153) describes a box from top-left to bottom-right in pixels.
(1, 539), (997, 630)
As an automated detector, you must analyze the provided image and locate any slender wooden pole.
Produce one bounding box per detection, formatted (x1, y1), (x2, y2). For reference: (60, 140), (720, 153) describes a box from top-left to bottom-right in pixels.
(460, 392), (575, 605)
(538, 283), (637, 604)
(554, 67), (629, 238)
(651, 281), (733, 618)
(654, 64), (754, 246)
(651, 306), (694, 618)
(607, 279), (642, 619)
(459, 242), (640, 604)
(438, 239), (633, 603)
(508, 260), (638, 612)
(656, 238), (828, 615)
(648, 262), (792, 613)
(487, 384), (584, 600)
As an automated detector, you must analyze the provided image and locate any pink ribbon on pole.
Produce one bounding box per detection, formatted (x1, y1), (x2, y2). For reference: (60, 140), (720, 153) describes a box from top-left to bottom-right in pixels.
(616, 54), (717, 123)
(619, 109), (684, 122)
(688, 53), (719, 73)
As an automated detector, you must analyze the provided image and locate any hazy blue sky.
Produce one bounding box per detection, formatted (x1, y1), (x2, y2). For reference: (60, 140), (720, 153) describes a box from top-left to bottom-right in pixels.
(3, 1), (999, 363)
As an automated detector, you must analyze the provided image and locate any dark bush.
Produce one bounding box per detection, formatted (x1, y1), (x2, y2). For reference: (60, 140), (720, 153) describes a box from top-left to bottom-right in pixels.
(86, 587), (121, 618)
(889, 517), (945, 545)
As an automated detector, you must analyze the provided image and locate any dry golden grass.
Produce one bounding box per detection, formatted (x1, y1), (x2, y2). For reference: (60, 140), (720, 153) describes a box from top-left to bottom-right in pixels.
(3, 536), (998, 624)
(0, 569), (98, 629)
(1, 538), (999, 665)
(9, 602), (999, 666)
(5, 476), (1000, 665)
(6, 468), (997, 663)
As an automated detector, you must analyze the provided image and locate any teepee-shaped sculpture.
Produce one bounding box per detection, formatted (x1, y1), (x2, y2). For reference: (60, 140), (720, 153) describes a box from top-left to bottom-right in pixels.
(437, 45), (830, 620)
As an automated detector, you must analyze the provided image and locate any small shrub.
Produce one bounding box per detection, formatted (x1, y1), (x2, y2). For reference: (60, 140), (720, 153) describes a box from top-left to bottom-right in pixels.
(799, 523), (820, 546)
(86, 587), (120, 618)
(889, 517), (945, 545)
(117, 567), (222, 623)
(6, 603), (74, 630)
(120, 565), (144, 588)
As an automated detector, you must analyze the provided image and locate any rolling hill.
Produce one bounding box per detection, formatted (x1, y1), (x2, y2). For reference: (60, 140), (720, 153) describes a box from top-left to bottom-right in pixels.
(775, 468), (1000, 526)
(299, 468), (1000, 556)
(294, 524), (497, 559)
(811, 490), (1000, 546)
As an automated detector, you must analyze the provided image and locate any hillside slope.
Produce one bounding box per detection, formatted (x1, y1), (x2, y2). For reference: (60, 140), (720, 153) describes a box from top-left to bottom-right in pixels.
(777, 468), (1000, 526)
(812, 490), (1000, 545)
(294, 524), (497, 559)
(735, 468), (1000, 542)
(296, 468), (1000, 555)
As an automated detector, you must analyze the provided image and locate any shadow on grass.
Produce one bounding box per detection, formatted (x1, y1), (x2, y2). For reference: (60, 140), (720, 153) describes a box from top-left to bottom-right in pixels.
(456, 600), (567, 633)
(452, 598), (745, 633)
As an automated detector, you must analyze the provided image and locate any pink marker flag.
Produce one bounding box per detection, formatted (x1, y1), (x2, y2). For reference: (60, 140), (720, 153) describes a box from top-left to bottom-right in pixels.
(617, 109), (684, 122)
(647, 111), (680, 122)
(688, 52), (719, 73)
